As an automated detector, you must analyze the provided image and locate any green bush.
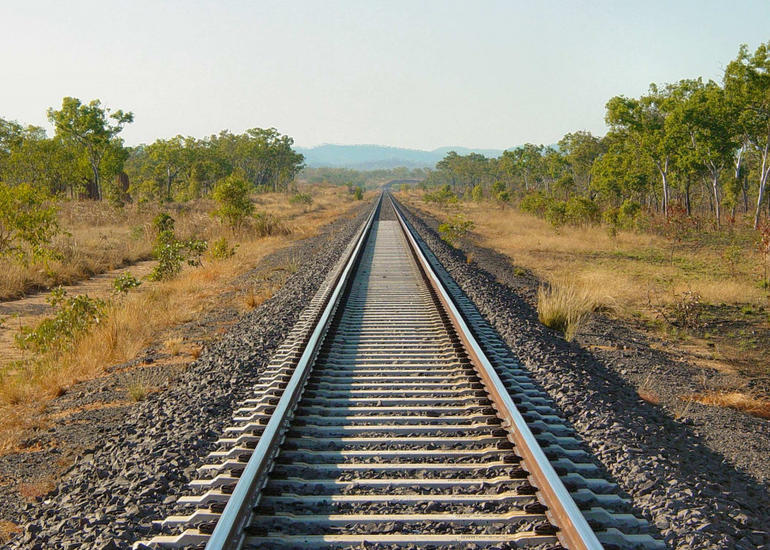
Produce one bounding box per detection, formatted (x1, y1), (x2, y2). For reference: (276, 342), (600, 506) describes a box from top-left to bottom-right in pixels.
(604, 199), (642, 231)
(520, 192), (554, 217)
(471, 184), (483, 202)
(565, 196), (600, 226)
(423, 184), (457, 206)
(210, 237), (237, 260)
(112, 272), (142, 295)
(16, 287), (106, 354)
(496, 190), (511, 204)
(353, 186), (364, 200)
(212, 173), (254, 230)
(0, 182), (59, 263)
(545, 201), (567, 228)
(438, 214), (474, 246)
(185, 238), (208, 267)
(148, 213), (207, 280)
(618, 199), (641, 228)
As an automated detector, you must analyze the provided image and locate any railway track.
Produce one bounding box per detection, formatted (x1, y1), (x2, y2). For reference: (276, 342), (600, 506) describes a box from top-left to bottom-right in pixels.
(139, 194), (662, 549)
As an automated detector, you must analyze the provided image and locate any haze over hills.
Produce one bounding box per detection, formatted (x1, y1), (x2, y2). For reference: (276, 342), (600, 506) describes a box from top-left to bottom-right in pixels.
(296, 144), (509, 170)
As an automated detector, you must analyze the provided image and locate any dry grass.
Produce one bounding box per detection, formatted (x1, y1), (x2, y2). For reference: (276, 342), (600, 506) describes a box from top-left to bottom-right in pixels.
(690, 391), (770, 419)
(0, 185), (360, 452)
(18, 478), (56, 501)
(164, 337), (185, 357)
(637, 389), (661, 405)
(399, 190), (770, 416)
(0, 186), (355, 301)
(537, 280), (601, 341)
(243, 283), (279, 310)
(0, 520), (21, 543)
(401, 192), (767, 313)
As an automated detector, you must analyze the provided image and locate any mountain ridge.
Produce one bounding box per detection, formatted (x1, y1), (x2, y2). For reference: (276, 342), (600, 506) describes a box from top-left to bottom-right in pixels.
(296, 144), (509, 169)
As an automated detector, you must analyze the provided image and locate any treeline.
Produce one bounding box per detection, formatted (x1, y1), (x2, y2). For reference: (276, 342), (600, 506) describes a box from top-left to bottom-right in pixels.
(423, 42), (770, 229)
(301, 166), (427, 188)
(0, 97), (305, 205)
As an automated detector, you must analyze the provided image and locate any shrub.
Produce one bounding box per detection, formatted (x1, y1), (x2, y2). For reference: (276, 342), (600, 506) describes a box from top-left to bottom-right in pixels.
(565, 196), (600, 226)
(617, 199), (641, 228)
(149, 214), (184, 281)
(438, 214), (474, 246)
(545, 200), (567, 228)
(353, 186), (364, 200)
(149, 237), (185, 281)
(424, 185), (457, 206)
(212, 173), (254, 230)
(520, 191), (554, 217)
(16, 287), (106, 354)
(471, 184), (483, 202)
(0, 182), (59, 263)
(496, 190), (511, 204)
(148, 213), (207, 279)
(112, 272), (142, 295)
(210, 237), (237, 260)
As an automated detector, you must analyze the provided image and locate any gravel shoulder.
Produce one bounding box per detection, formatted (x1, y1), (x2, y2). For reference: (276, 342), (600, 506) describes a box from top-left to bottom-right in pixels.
(398, 200), (770, 549)
(2, 202), (371, 549)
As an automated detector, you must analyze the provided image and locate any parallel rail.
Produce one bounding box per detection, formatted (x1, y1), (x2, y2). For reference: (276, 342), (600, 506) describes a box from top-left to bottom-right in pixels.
(139, 193), (662, 550)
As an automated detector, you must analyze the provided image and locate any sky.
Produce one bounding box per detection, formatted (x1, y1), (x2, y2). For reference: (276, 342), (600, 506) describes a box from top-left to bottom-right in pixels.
(1, 0), (768, 150)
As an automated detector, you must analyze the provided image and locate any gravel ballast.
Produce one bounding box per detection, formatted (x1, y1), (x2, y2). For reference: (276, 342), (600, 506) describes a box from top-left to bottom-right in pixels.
(6, 203), (371, 549)
(397, 199), (770, 550)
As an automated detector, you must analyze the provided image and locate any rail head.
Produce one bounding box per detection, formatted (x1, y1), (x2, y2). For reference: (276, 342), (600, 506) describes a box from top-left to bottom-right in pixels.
(204, 195), (381, 550)
(389, 194), (604, 550)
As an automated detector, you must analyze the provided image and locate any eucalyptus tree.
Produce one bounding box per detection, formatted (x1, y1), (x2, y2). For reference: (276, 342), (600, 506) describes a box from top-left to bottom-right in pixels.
(557, 131), (604, 194)
(47, 97), (133, 200)
(666, 79), (737, 225)
(724, 42), (770, 228)
(606, 85), (680, 217)
(146, 135), (191, 200)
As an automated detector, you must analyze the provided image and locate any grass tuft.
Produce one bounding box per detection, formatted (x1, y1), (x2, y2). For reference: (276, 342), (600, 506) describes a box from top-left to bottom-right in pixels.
(537, 281), (599, 341)
(690, 391), (770, 419)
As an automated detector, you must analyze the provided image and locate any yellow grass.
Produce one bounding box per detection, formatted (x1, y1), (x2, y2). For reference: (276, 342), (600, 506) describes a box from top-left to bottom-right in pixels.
(401, 192), (766, 314)
(690, 391), (770, 419)
(0, 185), (361, 452)
(0, 520), (21, 544)
(537, 280), (600, 341)
(399, 190), (770, 417)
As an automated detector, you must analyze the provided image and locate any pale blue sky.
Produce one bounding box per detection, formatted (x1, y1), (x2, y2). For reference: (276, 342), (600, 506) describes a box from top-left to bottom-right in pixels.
(1, 1), (768, 149)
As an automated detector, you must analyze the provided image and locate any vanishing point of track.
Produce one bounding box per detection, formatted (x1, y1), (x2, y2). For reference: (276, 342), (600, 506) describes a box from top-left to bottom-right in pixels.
(141, 194), (661, 550)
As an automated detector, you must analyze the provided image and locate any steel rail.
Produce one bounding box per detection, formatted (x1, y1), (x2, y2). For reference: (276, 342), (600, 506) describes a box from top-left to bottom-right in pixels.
(204, 195), (382, 550)
(390, 193), (603, 550)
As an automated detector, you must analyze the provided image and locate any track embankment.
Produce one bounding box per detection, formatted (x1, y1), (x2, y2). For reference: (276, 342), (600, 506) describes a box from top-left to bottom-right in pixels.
(396, 199), (770, 549)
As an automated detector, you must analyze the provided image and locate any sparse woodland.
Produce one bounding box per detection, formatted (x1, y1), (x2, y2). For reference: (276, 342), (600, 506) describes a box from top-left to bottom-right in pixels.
(421, 42), (770, 234)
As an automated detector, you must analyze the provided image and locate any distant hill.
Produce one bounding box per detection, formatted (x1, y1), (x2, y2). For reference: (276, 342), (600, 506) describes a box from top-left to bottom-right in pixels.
(296, 144), (507, 169)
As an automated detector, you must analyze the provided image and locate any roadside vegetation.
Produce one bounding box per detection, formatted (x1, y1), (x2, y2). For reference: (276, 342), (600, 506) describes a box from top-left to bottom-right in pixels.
(0, 97), (372, 454)
(398, 41), (770, 419)
(0, 185), (360, 453)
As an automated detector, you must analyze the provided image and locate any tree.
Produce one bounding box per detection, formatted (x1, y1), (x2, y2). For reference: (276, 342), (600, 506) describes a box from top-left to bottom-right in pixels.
(724, 42), (770, 228)
(146, 135), (189, 200)
(47, 97), (133, 200)
(606, 86), (680, 217)
(0, 182), (59, 262)
(558, 131), (604, 194)
(667, 79), (737, 225)
(212, 173), (254, 230)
